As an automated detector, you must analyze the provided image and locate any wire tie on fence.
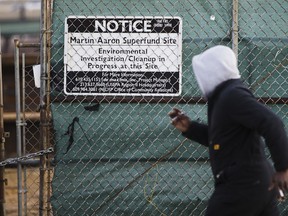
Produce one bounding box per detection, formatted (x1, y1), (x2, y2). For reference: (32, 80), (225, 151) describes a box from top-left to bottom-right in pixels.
(16, 120), (27, 126)
(273, 49), (282, 63)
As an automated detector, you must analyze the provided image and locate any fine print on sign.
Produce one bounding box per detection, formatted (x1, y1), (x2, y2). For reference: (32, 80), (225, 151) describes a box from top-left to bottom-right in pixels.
(64, 16), (182, 96)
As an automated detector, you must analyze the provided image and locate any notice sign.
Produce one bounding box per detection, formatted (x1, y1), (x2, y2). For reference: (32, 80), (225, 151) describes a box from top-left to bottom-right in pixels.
(64, 16), (182, 96)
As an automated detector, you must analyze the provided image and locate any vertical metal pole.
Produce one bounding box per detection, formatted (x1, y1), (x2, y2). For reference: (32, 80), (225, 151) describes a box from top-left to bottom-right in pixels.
(232, 0), (239, 60)
(0, 27), (6, 216)
(40, 0), (48, 215)
(22, 53), (28, 216)
(14, 39), (23, 216)
(46, 1), (53, 214)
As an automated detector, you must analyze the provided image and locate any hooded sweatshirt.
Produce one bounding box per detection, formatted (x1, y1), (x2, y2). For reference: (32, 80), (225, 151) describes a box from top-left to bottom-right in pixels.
(184, 45), (288, 178)
(192, 45), (240, 98)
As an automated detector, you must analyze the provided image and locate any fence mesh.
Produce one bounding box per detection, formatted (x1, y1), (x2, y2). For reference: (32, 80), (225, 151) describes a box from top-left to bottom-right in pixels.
(21, 64), (41, 216)
(49, 0), (288, 215)
(6, 52), (43, 216)
(9, 0), (288, 215)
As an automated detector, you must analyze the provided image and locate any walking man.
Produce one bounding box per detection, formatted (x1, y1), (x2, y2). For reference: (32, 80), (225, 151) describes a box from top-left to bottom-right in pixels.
(169, 45), (288, 216)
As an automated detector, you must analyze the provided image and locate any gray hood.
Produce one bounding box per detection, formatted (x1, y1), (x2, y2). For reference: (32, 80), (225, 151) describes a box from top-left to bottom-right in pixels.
(192, 45), (240, 98)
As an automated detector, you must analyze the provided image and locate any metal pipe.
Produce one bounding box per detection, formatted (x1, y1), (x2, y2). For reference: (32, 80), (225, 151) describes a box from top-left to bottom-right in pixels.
(39, 0), (48, 215)
(46, 1), (53, 214)
(0, 27), (6, 216)
(3, 112), (40, 122)
(232, 0), (239, 60)
(18, 43), (41, 48)
(22, 53), (28, 216)
(49, 95), (288, 105)
(14, 39), (23, 216)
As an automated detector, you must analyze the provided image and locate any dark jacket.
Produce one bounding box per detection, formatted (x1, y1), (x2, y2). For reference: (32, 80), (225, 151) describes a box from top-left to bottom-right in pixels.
(183, 79), (288, 178)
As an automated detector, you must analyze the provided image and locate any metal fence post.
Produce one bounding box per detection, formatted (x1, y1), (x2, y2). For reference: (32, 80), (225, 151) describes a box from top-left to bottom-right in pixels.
(232, 0), (239, 59)
(11, 41), (42, 216)
(46, 1), (53, 215)
(21, 53), (28, 216)
(40, 0), (49, 215)
(14, 39), (23, 216)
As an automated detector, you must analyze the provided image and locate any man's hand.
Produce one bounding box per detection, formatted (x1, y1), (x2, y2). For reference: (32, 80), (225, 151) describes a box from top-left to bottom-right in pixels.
(168, 108), (191, 133)
(269, 169), (288, 200)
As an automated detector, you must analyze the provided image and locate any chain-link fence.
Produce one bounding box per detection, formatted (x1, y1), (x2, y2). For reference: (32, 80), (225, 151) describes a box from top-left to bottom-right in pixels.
(48, 0), (288, 215)
(3, 0), (288, 215)
(4, 40), (53, 216)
